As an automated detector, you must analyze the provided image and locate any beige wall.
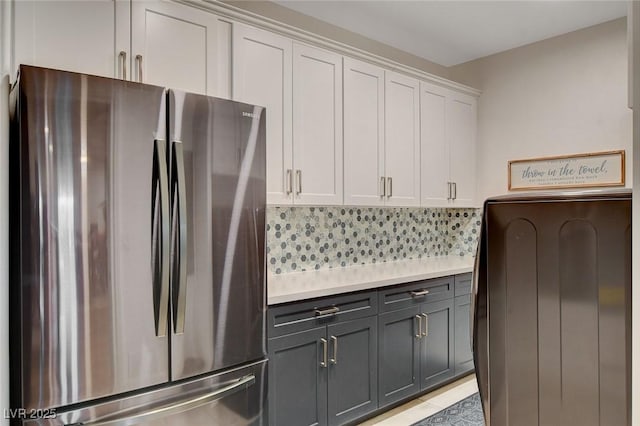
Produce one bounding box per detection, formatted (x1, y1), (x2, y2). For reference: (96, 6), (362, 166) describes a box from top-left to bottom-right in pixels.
(450, 18), (631, 201)
(222, 0), (451, 79)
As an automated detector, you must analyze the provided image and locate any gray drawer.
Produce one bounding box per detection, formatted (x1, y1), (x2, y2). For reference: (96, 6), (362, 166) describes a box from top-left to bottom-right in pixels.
(378, 276), (454, 312)
(454, 273), (473, 296)
(268, 291), (378, 338)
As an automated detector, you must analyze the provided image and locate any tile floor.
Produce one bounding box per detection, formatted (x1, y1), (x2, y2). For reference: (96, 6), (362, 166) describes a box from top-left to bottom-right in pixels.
(358, 375), (479, 426)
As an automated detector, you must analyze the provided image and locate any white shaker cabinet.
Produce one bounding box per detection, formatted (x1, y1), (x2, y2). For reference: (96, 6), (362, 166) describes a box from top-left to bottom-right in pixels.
(13, 0), (128, 79)
(420, 81), (477, 207)
(13, 0), (229, 96)
(233, 24), (293, 205)
(447, 91), (477, 206)
(292, 43), (343, 205)
(233, 26), (343, 205)
(384, 71), (421, 207)
(343, 58), (385, 206)
(131, 1), (228, 96)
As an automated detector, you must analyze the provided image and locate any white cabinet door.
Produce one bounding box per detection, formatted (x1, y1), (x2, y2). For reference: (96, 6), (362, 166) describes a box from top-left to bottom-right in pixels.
(344, 58), (385, 206)
(385, 71), (420, 207)
(14, 0), (126, 79)
(233, 24), (293, 205)
(420, 82), (449, 207)
(292, 43), (343, 205)
(448, 92), (477, 206)
(131, 1), (220, 95)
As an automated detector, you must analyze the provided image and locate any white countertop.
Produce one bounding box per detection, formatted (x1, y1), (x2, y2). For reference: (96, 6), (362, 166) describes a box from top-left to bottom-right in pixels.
(267, 256), (474, 305)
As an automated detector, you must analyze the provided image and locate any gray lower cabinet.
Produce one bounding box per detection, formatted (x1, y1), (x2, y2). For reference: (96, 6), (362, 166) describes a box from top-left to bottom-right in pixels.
(327, 317), (378, 425)
(420, 298), (455, 389)
(454, 294), (474, 375)
(269, 327), (328, 426)
(378, 299), (454, 408)
(269, 273), (473, 424)
(268, 291), (378, 426)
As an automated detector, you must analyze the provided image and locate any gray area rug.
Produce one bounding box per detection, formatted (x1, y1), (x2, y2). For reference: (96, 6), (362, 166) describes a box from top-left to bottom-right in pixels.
(410, 392), (484, 426)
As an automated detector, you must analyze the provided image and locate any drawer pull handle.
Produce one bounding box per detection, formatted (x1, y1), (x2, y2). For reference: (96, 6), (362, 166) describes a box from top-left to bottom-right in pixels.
(415, 315), (422, 338)
(320, 338), (328, 368)
(411, 289), (430, 297)
(314, 306), (340, 317)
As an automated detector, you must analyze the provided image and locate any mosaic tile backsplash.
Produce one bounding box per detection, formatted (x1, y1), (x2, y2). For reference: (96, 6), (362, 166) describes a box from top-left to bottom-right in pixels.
(266, 206), (481, 274)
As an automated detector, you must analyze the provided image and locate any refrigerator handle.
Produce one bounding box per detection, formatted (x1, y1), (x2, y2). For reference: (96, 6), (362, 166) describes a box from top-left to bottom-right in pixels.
(152, 139), (170, 337)
(171, 141), (188, 334)
(77, 375), (256, 425)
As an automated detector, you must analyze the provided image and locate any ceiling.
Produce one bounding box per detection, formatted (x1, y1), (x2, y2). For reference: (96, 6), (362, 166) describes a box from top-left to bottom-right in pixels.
(274, 1), (628, 67)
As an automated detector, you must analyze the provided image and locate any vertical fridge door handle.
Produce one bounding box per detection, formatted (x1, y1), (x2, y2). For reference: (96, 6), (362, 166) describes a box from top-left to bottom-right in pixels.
(171, 141), (188, 334)
(152, 139), (170, 337)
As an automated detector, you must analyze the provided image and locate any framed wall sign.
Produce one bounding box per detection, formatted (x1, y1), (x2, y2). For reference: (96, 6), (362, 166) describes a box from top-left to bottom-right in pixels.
(508, 150), (625, 191)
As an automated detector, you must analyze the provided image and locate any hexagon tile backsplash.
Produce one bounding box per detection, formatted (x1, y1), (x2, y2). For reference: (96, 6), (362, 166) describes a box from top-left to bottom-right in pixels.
(266, 206), (481, 274)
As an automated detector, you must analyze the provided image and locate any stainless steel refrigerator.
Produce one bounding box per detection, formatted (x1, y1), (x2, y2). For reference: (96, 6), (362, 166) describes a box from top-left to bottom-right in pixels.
(9, 65), (267, 425)
(472, 189), (631, 426)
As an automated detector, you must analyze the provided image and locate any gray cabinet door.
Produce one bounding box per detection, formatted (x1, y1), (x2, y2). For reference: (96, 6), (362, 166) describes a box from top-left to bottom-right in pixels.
(268, 327), (328, 426)
(327, 317), (378, 426)
(378, 306), (421, 407)
(420, 299), (455, 390)
(454, 294), (474, 375)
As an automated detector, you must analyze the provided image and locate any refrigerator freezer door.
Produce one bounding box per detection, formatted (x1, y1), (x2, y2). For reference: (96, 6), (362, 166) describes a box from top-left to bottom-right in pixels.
(26, 360), (267, 426)
(11, 66), (170, 410)
(168, 91), (266, 380)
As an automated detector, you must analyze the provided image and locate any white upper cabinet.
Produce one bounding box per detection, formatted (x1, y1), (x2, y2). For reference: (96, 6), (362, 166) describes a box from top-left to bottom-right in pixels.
(292, 43), (343, 205)
(420, 81), (477, 207)
(447, 91), (477, 206)
(13, 0), (127, 79)
(420, 82), (449, 206)
(233, 24), (293, 205)
(343, 58), (385, 206)
(385, 71), (421, 207)
(131, 1), (225, 96)
(13, 0), (230, 94)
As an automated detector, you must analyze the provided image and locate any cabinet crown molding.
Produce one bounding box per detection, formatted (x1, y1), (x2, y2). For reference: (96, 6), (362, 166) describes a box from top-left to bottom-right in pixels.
(180, 0), (481, 97)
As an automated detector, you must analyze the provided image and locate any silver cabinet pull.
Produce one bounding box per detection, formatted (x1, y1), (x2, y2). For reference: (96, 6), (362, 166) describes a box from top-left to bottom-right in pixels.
(415, 315), (422, 338)
(285, 169), (293, 195)
(411, 289), (430, 298)
(422, 313), (429, 337)
(380, 176), (386, 198)
(314, 306), (339, 317)
(82, 375), (255, 425)
(118, 51), (127, 80)
(330, 336), (338, 365)
(152, 139), (170, 337)
(295, 169), (302, 195)
(387, 177), (392, 198)
(447, 182), (452, 200)
(320, 338), (328, 367)
(171, 141), (187, 334)
(135, 54), (143, 82)
(452, 182), (457, 200)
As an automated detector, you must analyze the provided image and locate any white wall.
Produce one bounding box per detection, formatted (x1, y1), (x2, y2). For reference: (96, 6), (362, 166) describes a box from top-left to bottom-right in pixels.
(451, 18), (631, 201)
